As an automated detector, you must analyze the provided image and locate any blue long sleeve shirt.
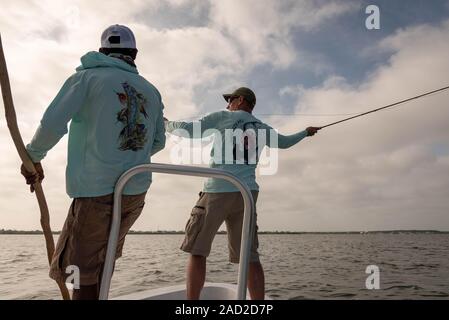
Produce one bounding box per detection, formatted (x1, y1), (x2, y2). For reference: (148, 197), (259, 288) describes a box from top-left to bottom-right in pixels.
(26, 51), (166, 198)
(166, 110), (308, 192)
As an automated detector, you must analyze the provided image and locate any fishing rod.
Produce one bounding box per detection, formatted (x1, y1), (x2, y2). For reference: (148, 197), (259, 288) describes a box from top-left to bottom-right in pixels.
(175, 85), (449, 123)
(318, 85), (449, 130)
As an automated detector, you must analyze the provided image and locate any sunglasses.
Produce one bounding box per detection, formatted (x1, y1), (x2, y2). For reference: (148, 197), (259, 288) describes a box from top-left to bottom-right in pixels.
(228, 96), (239, 103)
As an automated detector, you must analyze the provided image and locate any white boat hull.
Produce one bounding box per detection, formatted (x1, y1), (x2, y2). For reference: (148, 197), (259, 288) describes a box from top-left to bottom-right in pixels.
(113, 282), (267, 300)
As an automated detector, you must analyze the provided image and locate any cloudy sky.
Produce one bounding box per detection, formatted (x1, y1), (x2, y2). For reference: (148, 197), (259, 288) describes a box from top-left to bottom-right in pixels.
(1, 0), (448, 232)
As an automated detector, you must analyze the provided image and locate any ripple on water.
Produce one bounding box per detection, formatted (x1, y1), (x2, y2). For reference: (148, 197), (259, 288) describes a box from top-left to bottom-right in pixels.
(420, 292), (449, 298)
(326, 292), (357, 298)
(384, 285), (423, 290)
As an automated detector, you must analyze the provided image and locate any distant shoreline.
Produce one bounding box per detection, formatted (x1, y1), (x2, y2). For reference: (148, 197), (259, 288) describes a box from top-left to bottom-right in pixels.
(0, 229), (448, 235)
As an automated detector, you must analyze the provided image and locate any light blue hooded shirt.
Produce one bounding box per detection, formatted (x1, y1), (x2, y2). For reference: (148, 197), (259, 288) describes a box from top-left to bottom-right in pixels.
(166, 110), (308, 193)
(26, 51), (166, 198)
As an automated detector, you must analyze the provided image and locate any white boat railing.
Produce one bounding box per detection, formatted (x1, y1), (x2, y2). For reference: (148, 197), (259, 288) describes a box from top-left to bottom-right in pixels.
(99, 163), (256, 300)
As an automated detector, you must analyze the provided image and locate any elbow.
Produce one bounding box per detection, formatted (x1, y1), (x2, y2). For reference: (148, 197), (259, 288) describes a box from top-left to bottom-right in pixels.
(154, 137), (166, 153)
(155, 140), (166, 153)
(160, 134), (167, 148)
(151, 145), (164, 156)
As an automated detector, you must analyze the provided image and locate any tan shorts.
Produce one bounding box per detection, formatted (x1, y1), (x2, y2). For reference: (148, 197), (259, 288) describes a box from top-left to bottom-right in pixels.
(49, 192), (146, 286)
(181, 191), (259, 263)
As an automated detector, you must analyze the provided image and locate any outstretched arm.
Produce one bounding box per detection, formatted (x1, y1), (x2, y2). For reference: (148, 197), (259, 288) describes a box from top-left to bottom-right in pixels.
(263, 124), (320, 149)
(165, 111), (224, 139)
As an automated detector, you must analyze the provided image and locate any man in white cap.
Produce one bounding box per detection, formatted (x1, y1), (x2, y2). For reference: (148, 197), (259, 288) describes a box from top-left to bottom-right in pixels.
(21, 25), (166, 299)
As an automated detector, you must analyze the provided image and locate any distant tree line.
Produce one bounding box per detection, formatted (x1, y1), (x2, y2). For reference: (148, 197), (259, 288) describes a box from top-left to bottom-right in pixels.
(0, 228), (447, 235)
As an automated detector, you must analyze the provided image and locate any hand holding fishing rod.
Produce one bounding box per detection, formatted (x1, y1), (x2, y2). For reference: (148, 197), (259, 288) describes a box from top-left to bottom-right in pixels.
(306, 127), (320, 136)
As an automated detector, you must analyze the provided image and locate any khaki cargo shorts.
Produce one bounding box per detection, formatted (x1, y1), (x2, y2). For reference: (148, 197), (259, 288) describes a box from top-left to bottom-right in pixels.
(49, 192), (146, 286)
(181, 191), (259, 263)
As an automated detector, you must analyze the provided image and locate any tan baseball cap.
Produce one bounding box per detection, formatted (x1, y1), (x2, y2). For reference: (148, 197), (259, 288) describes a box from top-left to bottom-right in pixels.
(223, 87), (256, 106)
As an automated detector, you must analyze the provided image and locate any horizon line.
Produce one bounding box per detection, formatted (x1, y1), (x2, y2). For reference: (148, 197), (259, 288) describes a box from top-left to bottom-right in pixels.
(1, 228), (448, 234)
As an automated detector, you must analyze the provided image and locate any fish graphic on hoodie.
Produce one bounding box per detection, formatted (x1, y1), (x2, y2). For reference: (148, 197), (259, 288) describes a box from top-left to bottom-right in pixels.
(25, 51), (166, 198)
(116, 82), (149, 151)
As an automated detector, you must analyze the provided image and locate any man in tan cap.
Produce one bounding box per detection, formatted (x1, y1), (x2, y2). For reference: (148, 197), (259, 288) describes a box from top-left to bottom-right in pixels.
(165, 87), (319, 299)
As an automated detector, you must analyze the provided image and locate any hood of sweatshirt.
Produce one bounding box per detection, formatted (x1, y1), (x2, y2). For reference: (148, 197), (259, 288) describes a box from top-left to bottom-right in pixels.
(75, 51), (138, 74)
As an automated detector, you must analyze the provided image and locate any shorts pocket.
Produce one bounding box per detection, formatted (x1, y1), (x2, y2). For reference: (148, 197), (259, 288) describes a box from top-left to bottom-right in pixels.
(181, 206), (206, 251)
(79, 199), (113, 242)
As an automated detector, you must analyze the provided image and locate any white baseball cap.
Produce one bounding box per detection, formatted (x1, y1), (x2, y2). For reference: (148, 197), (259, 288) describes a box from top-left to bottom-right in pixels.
(100, 24), (136, 49)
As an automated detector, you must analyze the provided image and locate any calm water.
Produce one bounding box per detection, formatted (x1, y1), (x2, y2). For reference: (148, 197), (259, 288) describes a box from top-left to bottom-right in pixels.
(0, 234), (448, 300)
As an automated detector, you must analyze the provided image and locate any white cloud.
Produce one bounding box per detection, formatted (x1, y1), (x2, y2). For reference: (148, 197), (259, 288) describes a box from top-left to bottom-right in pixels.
(0, 1), (448, 232)
(270, 20), (449, 230)
(210, 0), (356, 69)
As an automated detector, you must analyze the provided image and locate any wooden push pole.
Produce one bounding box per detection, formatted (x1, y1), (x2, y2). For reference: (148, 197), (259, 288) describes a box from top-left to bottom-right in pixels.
(0, 34), (70, 300)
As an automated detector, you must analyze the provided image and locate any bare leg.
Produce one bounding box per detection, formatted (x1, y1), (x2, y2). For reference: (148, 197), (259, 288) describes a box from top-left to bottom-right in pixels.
(72, 284), (99, 300)
(186, 254), (206, 300)
(72, 262), (108, 300)
(248, 261), (265, 300)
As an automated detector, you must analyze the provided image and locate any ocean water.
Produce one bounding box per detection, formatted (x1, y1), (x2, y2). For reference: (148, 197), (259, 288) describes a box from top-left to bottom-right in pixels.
(0, 234), (448, 300)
